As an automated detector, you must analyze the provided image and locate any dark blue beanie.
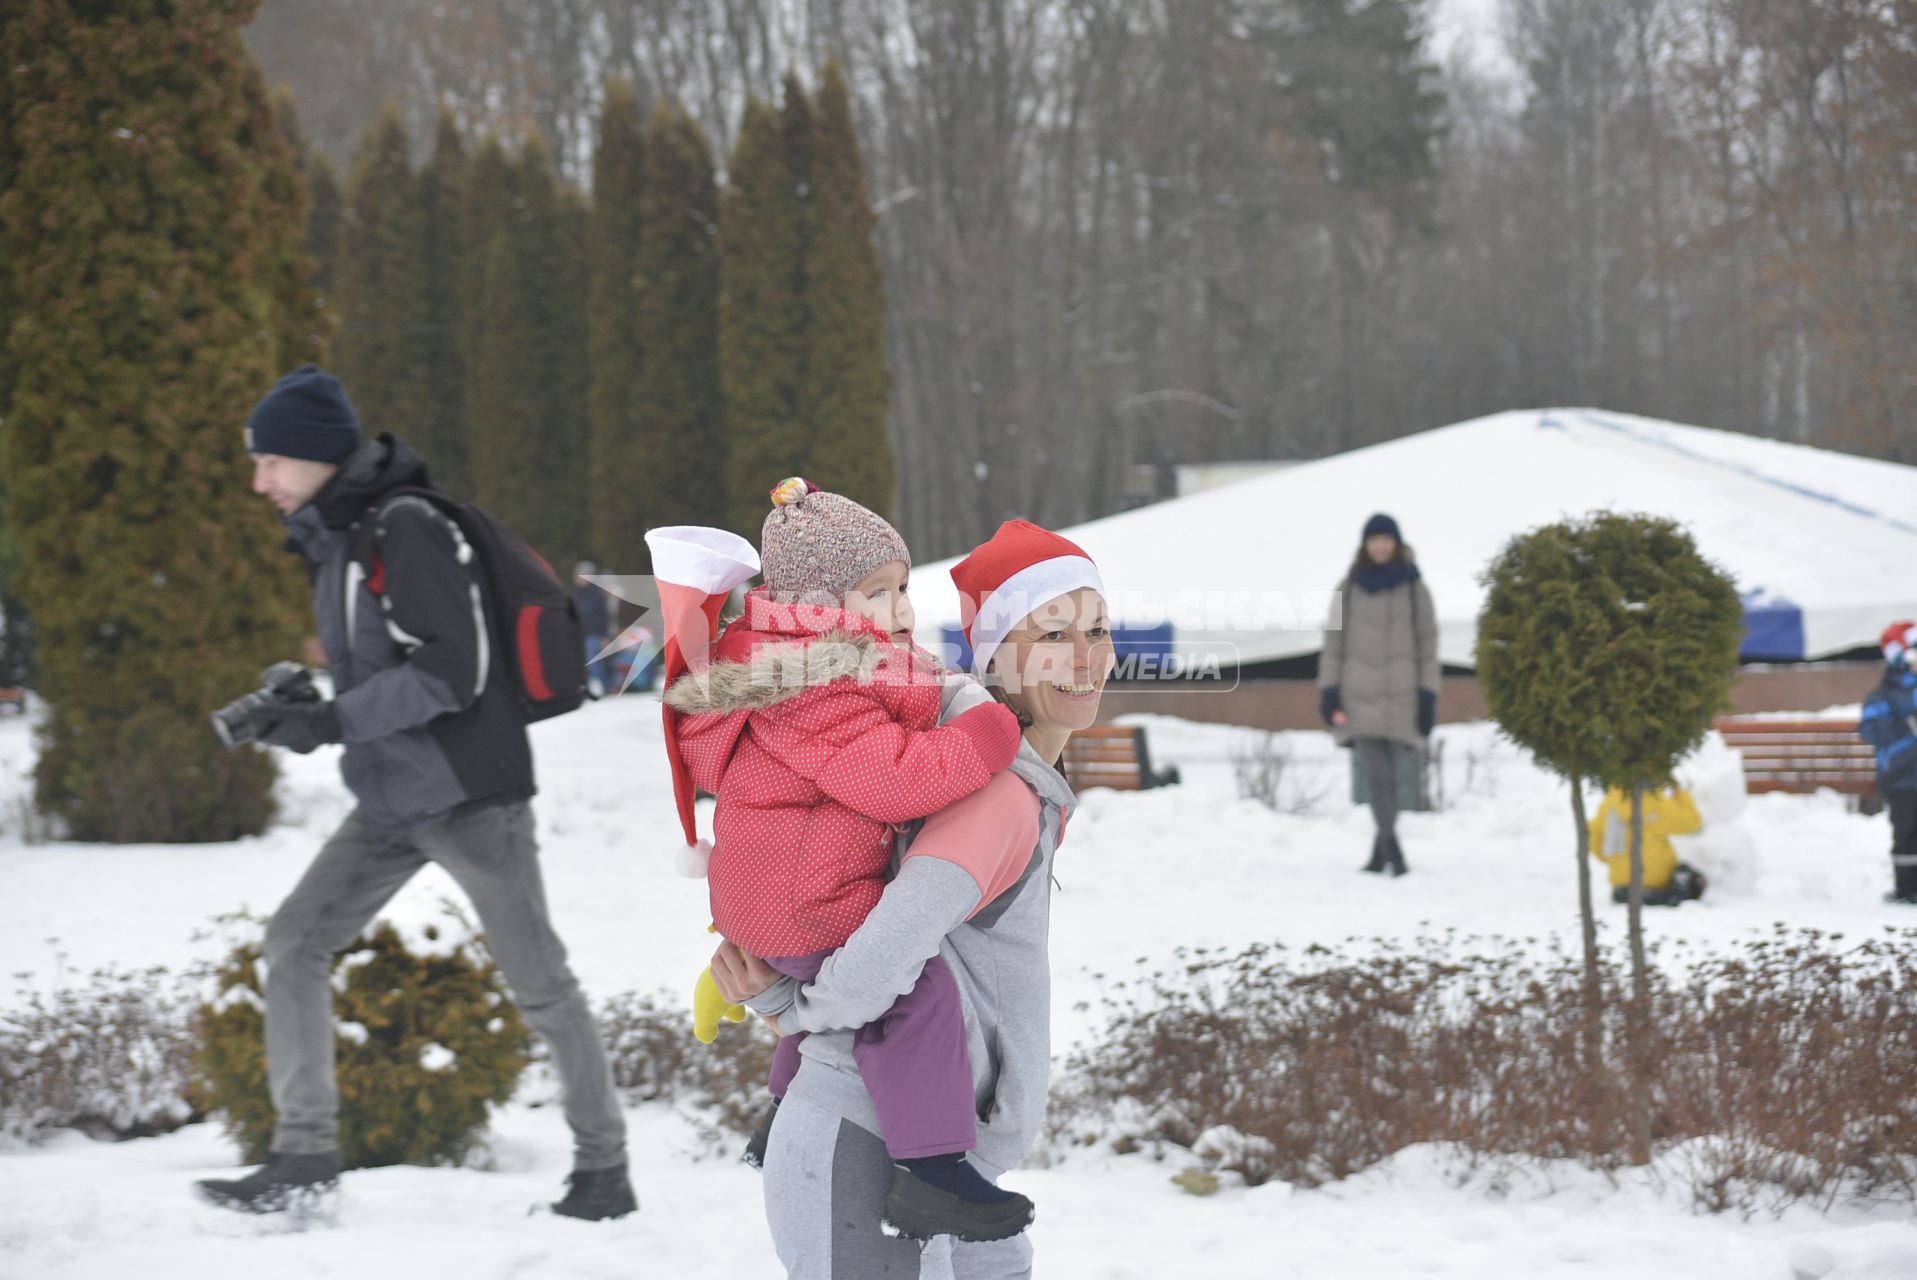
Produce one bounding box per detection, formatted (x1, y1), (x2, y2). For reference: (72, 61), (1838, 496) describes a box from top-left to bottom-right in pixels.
(1362, 512), (1402, 543)
(244, 365), (361, 463)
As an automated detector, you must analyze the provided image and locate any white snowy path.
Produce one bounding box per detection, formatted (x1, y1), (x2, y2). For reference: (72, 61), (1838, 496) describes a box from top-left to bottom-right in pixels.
(4, 695), (1916, 1278)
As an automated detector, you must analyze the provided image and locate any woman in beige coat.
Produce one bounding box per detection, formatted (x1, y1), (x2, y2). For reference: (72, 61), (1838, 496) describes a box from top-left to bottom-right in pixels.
(1318, 513), (1439, 875)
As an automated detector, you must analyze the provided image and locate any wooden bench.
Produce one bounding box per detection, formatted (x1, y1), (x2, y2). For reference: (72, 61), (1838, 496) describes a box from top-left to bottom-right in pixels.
(1714, 717), (1879, 812)
(1061, 723), (1180, 793)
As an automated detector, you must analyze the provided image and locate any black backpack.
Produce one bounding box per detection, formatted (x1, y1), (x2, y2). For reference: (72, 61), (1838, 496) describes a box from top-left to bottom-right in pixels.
(352, 487), (587, 722)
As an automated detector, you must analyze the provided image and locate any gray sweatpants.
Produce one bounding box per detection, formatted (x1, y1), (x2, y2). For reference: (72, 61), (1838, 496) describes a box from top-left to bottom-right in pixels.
(263, 799), (626, 1170)
(764, 1092), (1032, 1280)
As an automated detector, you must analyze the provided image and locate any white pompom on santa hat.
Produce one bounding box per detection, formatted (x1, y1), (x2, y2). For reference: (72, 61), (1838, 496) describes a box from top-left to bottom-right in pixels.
(644, 525), (761, 877)
(1882, 620), (1917, 664)
(951, 519), (1105, 676)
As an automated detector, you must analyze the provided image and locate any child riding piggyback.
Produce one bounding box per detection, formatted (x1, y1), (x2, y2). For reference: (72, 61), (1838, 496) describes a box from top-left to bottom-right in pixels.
(659, 478), (1034, 1242)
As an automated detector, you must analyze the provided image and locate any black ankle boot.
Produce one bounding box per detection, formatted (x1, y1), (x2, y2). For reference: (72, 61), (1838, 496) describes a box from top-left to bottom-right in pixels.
(551, 1164), (638, 1221)
(1361, 835), (1386, 874)
(742, 1097), (780, 1170)
(1384, 834), (1408, 877)
(194, 1150), (341, 1214)
(883, 1156), (1035, 1242)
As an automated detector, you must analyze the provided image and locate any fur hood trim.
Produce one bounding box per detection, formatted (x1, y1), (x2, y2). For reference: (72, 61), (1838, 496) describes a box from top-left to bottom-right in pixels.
(663, 629), (902, 715)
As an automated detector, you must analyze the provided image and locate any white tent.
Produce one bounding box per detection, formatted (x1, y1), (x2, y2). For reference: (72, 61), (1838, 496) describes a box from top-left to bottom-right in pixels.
(910, 408), (1917, 669)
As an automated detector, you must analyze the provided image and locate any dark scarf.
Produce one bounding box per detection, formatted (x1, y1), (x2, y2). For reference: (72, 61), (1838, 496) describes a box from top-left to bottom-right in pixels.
(1351, 561), (1421, 593)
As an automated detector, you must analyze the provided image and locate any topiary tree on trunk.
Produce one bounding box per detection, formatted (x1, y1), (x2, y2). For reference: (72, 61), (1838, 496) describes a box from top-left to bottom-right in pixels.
(1477, 510), (1742, 1162)
(0, 0), (312, 842)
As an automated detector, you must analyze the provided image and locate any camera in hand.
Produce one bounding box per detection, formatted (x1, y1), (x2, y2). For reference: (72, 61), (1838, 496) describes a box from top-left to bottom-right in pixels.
(210, 661), (320, 749)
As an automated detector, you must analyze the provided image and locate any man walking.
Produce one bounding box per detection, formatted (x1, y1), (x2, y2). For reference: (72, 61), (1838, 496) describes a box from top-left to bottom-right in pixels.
(194, 365), (633, 1219)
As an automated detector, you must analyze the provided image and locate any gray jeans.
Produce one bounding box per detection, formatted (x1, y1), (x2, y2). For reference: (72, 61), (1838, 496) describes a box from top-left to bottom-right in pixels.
(263, 799), (626, 1170)
(764, 1092), (1032, 1279)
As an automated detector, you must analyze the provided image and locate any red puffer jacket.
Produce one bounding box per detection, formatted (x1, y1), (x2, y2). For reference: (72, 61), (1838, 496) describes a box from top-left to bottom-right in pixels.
(664, 588), (1023, 957)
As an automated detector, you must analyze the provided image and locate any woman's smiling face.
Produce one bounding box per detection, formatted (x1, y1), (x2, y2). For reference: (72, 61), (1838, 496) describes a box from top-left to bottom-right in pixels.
(988, 588), (1115, 733)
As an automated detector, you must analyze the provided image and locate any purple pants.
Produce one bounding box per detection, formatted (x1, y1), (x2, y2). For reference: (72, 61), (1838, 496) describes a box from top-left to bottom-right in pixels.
(764, 951), (978, 1159)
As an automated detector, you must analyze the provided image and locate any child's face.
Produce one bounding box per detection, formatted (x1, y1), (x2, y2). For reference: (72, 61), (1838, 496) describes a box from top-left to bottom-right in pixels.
(844, 560), (915, 642)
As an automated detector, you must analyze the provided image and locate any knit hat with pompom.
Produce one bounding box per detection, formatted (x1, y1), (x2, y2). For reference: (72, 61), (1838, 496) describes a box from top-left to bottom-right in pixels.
(759, 478), (910, 605)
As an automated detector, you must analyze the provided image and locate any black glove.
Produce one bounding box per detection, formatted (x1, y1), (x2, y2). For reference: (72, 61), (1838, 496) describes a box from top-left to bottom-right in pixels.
(1319, 685), (1341, 727)
(258, 701), (344, 755)
(1417, 689), (1437, 737)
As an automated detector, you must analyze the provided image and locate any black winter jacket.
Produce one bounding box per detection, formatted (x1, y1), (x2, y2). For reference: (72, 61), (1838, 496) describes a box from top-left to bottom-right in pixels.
(284, 434), (534, 833)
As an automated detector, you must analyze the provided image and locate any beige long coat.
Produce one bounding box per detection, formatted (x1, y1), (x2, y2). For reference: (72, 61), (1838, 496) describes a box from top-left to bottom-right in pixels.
(1318, 553), (1439, 747)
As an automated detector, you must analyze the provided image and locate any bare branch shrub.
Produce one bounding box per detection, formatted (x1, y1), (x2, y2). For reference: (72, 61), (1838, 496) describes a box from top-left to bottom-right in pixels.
(1231, 734), (1330, 816)
(1, 967), (201, 1144)
(1051, 928), (1917, 1214)
(598, 990), (777, 1139)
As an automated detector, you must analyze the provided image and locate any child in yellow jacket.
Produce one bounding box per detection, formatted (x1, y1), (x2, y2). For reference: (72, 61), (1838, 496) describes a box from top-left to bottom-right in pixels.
(1588, 786), (1705, 905)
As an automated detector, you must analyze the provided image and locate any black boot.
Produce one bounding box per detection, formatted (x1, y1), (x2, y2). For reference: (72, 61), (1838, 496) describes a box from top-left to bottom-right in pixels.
(550, 1164), (638, 1221)
(194, 1150), (341, 1214)
(742, 1097), (780, 1170)
(883, 1155), (1035, 1243)
(1361, 835), (1386, 874)
(1384, 834), (1408, 877)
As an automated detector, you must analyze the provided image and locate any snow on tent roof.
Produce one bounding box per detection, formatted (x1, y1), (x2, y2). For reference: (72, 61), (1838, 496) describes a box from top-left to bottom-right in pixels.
(910, 408), (1917, 668)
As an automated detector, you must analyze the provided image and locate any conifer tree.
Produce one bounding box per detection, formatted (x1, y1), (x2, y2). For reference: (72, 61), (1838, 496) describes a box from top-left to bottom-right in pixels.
(262, 90), (329, 368)
(0, 0), (311, 841)
(800, 61), (894, 519)
(636, 103), (727, 541)
(586, 79), (648, 570)
(468, 135), (587, 569)
(306, 152), (343, 299)
(332, 106), (428, 437)
(461, 134), (515, 413)
(0, 5), (17, 419)
(414, 106), (472, 497)
(719, 95), (809, 536)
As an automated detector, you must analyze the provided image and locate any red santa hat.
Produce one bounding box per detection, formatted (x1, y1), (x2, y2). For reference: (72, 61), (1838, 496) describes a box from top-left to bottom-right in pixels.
(644, 526), (761, 876)
(950, 519), (1105, 676)
(1882, 619), (1917, 663)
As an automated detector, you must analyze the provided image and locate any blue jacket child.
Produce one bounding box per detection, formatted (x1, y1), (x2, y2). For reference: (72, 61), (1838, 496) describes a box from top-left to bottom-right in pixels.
(1859, 621), (1917, 902)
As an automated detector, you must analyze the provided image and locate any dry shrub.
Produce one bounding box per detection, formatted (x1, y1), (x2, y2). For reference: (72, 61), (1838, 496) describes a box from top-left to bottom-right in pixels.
(599, 990), (778, 1137)
(1230, 733), (1330, 815)
(0, 966), (201, 1143)
(1052, 927), (1917, 1214)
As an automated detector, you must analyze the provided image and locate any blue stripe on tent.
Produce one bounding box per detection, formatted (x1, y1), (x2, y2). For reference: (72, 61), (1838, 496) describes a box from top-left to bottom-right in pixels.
(1557, 410), (1917, 538)
(1739, 589), (1806, 661)
(939, 623), (1175, 675)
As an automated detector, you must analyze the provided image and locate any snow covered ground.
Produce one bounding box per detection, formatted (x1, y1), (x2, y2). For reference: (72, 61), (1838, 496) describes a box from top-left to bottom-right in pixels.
(4, 694), (1916, 1279)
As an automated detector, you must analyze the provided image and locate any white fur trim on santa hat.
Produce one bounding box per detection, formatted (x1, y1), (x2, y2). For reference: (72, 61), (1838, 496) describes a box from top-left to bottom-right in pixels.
(969, 554), (1106, 676)
(645, 526), (761, 594)
(676, 838), (713, 878)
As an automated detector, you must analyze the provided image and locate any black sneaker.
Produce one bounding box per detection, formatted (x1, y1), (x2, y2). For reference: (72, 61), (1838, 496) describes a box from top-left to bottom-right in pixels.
(742, 1098), (780, 1170)
(194, 1150), (342, 1215)
(550, 1165), (637, 1221)
(882, 1158), (1034, 1243)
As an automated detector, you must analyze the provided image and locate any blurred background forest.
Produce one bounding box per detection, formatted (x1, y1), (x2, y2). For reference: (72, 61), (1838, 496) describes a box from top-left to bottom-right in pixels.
(248, 0), (1916, 562)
